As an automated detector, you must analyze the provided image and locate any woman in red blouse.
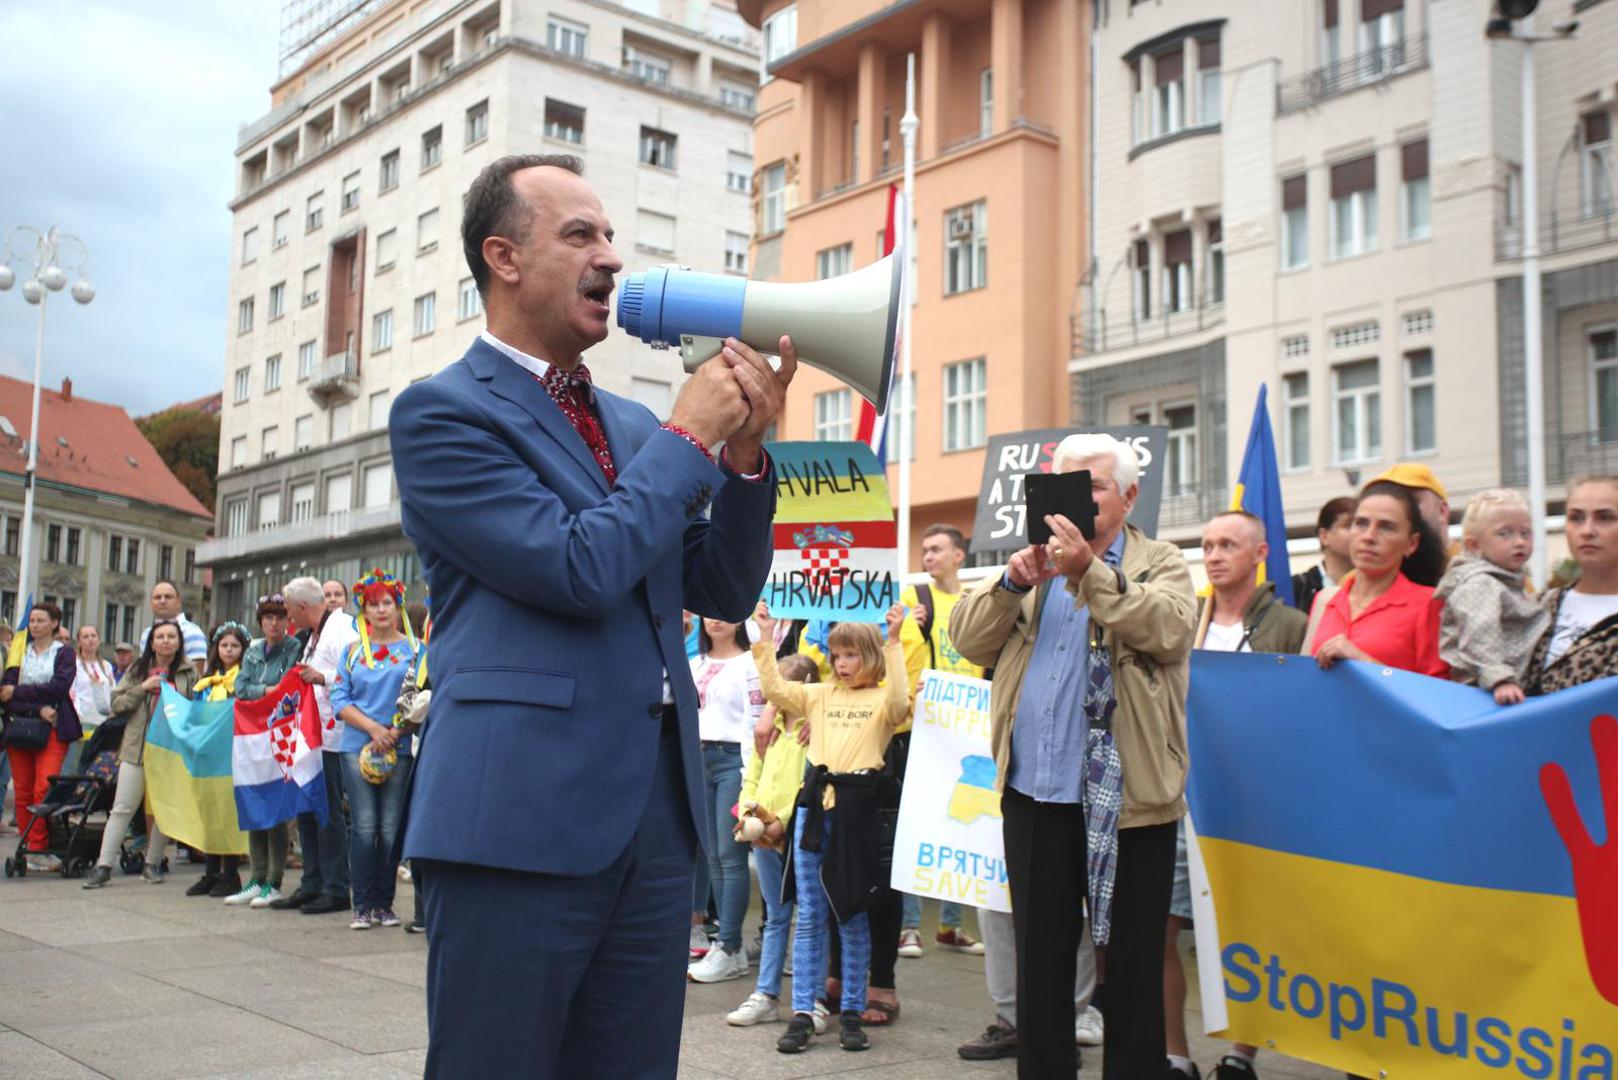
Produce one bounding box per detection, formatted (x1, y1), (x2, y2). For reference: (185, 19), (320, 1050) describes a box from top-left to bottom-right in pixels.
(1310, 481), (1450, 677)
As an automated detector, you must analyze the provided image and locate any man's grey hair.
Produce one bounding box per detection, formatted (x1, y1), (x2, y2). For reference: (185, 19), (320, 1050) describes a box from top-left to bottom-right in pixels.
(1053, 433), (1140, 491)
(283, 576), (323, 608)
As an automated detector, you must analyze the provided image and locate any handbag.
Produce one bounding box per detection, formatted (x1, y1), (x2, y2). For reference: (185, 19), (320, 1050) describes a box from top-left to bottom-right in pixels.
(2, 714), (52, 751)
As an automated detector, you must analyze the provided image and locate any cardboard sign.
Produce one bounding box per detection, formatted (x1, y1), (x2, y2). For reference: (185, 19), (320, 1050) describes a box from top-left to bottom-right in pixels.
(969, 426), (1168, 554)
(760, 441), (897, 622)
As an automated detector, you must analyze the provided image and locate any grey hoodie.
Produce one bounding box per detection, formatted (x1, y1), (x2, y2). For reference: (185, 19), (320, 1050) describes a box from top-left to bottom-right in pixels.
(1434, 553), (1549, 689)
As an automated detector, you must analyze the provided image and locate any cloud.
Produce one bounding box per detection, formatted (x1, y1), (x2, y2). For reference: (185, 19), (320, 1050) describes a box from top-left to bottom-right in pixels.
(0, 1), (280, 418)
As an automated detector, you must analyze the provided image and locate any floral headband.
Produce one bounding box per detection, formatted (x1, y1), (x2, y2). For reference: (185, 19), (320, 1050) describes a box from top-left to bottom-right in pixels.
(352, 567), (417, 669)
(212, 621), (251, 643)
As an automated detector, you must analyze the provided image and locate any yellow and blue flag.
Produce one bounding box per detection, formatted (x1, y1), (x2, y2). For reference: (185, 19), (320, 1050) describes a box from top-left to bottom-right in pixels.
(145, 685), (248, 855)
(5, 592), (31, 671)
(1230, 385), (1293, 606)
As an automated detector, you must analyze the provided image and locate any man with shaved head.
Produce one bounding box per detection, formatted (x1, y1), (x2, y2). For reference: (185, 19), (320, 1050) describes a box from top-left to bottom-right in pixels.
(391, 155), (794, 1077)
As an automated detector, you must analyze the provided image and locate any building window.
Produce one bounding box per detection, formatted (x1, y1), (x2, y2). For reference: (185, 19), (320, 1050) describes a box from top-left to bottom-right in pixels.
(1132, 238), (1151, 320)
(120, 605), (135, 644)
(639, 126), (677, 169)
(1283, 334), (1311, 358)
(261, 425), (278, 460)
(3, 516), (16, 557)
(1582, 110), (1614, 218)
(1404, 349), (1435, 454)
(294, 414), (314, 451)
(629, 209), (674, 257)
(331, 402), (353, 440)
(1592, 328), (1618, 442)
(813, 389), (852, 441)
(230, 435), (247, 470)
(233, 367), (250, 403)
(363, 461), (392, 507)
(465, 100), (489, 146)
(59, 597), (75, 630)
(272, 211), (289, 248)
(302, 265), (320, 306)
(102, 602), (116, 642)
(325, 472), (353, 516)
(65, 526), (80, 565)
(107, 535), (123, 572)
(184, 548), (195, 584)
(264, 353), (282, 392)
(1329, 155), (1377, 260)
(944, 200), (987, 295)
(237, 297), (254, 335)
(421, 125), (442, 171)
(761, 162), (786, 233)
(1162, 229), (1192, 313)
(268, 282), (287, 320)
(290, 482), (315, 524)
(720, 82), (755, 111)
(125, 538), (140, 576)
(1283, 372), (1314, 470)
(340, 171), (360, 213)
(624, 47), (671, 85)
(458, 277), (482, 321)
(1281, 174), (1309, 269)
(1163, 404), (1197, 495)
(979, 68), (993, 137)
(547, 17), (587, 58)
(369, 390), (391, 430)
(242, 227), (259, 266)
(1330, 320), (1380, 349)
(724, 231), (748, 274)
(943, 358), (988, 452)
(1321, 0), (1341, 68)
(1206, 218), (1225, 304)
(376, 228), (397, 271)
(418, 208), (439, 253)
(379, 149), (400, 193)
(1402, 309), (1433, 336)
(885, 372), (916, 464)
(544, 99), (584, 144)
(1333, 359), (1382, 464)
(726, 151), (751, 193)
(1400, 138), (1430, 240)
(1130, 60), (1146, 147)
(306, 192), (323, 232)
(762, 3), (797, 67)
(45, 524), (60, 563)
(373, 308), (393, 351)
(1359, 0), (1406, 77)
(1153, 46), (1184, 139)
(1504, 162), (1523, 228)
(1197, 36), (1221, 126)
(816, 243), (852, 280)
(298, 340), (317, 380)
(256, 490), (281, 532)
(413, 292), (436, 337)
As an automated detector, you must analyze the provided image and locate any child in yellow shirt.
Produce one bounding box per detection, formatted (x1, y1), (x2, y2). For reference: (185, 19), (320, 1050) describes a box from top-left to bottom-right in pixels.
(751, 602), (909, 1055)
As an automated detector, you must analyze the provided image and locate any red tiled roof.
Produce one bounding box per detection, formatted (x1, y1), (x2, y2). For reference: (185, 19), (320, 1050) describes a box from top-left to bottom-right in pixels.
(0, 376), (212, 520)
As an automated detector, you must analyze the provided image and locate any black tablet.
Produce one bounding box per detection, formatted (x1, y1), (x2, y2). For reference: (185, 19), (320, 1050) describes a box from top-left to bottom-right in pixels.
(1024, 470), (1098, 544)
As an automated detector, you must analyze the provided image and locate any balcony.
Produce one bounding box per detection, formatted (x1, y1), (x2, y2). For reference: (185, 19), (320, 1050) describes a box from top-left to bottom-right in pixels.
(307, 350), (359, 407)
(1497, 204), (1618, 261)
(1072, 297), (1225, 359)
(196, 502), (402, 565)
(1276, 32), (1428, 116)
(1555, 430), (1618, 485)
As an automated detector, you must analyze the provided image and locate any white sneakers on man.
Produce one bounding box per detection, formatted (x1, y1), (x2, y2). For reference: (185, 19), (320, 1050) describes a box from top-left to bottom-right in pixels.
(726, 992), (781, 1026)
(688, 944), (749, 983)
(1075, 1005), (1105, 1046)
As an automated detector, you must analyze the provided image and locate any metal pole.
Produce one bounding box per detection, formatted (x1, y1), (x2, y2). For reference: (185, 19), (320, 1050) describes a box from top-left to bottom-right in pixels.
(17, 284), (46, 619)
(898, 53), (918, 579)
(1520, 38), (1548, 589)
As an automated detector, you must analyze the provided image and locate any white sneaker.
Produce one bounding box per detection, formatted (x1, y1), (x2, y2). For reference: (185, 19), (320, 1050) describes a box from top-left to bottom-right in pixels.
(810, 1001), (831, 1035)
(725, 992), (781, 1026)
(687, 944), (749, 983)
(688, 926), (712, 960)
(223, 880), (263, 905)
(1075, 1005), (1105, 1046)
(250, 885), (284, 909)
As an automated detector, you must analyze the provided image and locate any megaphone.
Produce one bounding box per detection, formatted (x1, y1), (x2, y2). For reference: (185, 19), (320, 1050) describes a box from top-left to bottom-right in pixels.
(617, 253), (902, 414)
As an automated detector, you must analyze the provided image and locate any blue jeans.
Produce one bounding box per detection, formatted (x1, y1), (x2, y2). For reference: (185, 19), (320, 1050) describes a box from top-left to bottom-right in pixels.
(701, 742), (751, 952)
(754, 844), (792, 998)
(790, 810), (870, 1015)
(902, 894), (964, 930)
(296, 750), (351, 902)
(340, 752), (411, 912)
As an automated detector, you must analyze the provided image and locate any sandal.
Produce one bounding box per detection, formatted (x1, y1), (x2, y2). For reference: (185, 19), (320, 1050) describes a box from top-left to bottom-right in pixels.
(860, 1000), (900, 1026)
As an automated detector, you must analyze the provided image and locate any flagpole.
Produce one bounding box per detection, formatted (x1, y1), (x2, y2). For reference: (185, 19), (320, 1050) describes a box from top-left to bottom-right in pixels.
(898, 53), (918, 579)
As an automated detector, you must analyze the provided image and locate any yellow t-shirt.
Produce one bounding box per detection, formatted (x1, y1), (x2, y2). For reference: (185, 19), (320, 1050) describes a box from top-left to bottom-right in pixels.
(898, 583), (985, 732)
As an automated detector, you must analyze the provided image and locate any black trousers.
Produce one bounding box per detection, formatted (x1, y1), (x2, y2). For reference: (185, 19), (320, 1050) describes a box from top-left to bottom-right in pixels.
(1004, 787), (1177, 1080)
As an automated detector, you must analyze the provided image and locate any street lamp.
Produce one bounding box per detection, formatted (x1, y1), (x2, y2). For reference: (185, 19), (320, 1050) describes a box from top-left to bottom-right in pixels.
(1485, 3), (1577, 590)
(0, 226), (95, 621)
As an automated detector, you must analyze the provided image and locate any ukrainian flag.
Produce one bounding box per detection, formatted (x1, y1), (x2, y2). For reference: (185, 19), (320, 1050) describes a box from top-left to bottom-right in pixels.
(143, 685), (248, 855)
(1230, 385), (1293, 606)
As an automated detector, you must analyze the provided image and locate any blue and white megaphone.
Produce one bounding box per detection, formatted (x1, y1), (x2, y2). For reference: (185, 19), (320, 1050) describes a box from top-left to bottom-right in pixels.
(617, 252), (902, 414)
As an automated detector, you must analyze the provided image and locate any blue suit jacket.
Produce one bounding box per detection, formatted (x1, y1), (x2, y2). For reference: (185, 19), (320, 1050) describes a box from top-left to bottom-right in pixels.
(391, 338), (776, 876)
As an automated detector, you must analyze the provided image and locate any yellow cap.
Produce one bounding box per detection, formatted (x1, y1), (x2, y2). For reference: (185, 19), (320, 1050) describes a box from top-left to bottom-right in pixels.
(1372, 463), (1447, 500)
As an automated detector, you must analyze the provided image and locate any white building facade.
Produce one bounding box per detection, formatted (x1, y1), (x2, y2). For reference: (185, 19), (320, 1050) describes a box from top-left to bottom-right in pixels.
(203, 0), (760, 620)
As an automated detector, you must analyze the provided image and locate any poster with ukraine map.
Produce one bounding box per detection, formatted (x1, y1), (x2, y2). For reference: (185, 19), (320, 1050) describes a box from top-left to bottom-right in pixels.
(891, 670), (1010, 913)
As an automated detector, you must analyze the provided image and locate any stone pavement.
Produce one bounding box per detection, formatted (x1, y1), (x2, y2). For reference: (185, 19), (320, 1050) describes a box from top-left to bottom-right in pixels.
(0, 856), (1343, 1079)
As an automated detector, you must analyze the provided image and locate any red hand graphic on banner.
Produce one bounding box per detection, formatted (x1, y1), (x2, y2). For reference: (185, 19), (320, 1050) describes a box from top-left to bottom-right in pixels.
(1540, 713), (1618, 1007)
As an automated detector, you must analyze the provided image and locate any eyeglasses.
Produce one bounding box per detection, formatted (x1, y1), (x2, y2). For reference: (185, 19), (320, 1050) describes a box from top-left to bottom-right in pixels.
(257, 593), (286, 605)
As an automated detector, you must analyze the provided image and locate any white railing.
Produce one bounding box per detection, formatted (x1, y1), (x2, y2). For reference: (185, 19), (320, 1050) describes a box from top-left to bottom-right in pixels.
(196, 502), (400, 565)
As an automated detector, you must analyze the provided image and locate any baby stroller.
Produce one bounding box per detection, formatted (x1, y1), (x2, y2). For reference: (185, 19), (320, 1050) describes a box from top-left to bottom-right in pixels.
(3, 718), (126, 879)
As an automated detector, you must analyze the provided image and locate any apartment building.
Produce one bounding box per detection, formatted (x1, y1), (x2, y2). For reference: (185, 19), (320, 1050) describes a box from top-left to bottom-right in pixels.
(1078, 0), (1618, 549)
(737, 0), (1089, 564)
(203, 0), (760, 621)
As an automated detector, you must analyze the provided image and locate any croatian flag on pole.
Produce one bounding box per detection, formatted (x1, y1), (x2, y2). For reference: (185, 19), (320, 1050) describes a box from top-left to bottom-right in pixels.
(232, 670), (329, 829)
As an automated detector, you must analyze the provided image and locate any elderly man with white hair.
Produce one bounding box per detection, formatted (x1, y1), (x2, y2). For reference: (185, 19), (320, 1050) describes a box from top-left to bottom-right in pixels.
(952, 432), (1196, 1080)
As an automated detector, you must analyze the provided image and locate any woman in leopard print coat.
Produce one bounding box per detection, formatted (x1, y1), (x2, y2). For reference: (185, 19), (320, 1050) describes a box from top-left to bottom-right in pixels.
(1524, 476), (1618, 695)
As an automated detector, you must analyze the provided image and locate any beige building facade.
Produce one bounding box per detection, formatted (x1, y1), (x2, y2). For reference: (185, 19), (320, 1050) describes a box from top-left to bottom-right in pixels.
(203, 0), (760, 620)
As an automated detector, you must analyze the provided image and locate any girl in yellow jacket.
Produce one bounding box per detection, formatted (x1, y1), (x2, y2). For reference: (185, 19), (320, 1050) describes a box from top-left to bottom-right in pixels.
(751, 601), (910, 1055)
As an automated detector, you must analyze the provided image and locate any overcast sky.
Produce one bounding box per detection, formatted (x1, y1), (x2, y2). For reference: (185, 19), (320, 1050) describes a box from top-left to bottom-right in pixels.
(0, 2), (281, 418)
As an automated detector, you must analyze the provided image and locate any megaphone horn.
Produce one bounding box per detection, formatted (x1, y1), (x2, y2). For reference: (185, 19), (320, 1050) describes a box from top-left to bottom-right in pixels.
(617, 252), (902, 415)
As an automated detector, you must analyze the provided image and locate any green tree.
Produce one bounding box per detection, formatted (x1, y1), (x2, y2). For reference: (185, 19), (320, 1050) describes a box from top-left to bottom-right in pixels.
(137, 408), (219, 510)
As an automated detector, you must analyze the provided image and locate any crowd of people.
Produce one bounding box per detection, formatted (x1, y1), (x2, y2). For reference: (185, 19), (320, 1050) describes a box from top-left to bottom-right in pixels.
(1, 572), (430, 935)
(669, 442), (1618, 1080)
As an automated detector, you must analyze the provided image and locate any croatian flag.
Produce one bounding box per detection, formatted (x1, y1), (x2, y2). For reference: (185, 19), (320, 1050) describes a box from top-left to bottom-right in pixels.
(232, 670), (329, 830)
(854, 183), (904, 456)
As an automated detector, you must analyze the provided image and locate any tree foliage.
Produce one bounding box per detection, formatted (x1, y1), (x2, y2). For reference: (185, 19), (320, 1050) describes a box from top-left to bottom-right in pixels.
(137, 407), (219, 510)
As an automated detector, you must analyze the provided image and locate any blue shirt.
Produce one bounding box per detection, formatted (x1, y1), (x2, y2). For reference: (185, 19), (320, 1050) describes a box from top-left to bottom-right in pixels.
(1005, 532), (1126, 804)
(329, 638), (422, 757)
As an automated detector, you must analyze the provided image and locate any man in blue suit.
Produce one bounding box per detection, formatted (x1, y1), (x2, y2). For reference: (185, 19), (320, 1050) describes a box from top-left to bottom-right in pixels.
(391, 154), (795, 1078)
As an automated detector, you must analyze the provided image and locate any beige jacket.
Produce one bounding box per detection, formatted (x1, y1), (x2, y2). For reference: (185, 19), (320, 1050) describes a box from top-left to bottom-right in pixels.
(951, 523), (1196, 829)
(111, 661), (200, 766)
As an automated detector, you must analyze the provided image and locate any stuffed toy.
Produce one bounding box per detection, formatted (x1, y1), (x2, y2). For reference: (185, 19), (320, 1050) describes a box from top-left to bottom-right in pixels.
(734, 801), (785, 850)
